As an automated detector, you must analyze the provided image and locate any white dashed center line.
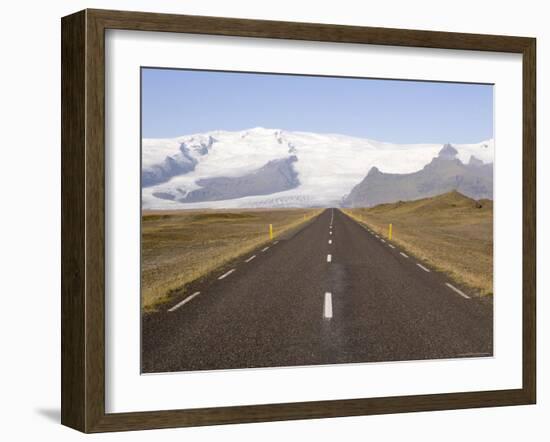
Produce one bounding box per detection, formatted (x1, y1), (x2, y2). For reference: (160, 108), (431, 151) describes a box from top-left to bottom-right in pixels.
(417, 263), (430, 272)
(400, 252), (409, 258)
(327, 254), (332, 262)
(245, 255), (256, 263)
(261, 246), (270, 252)
(328, 239), (332, 244)
(324, 292), (333, 319)
(218, 269), (236, 280)
(446, 282), (470, 299)
(168, 292), (200, 312)
(330, 231), (333, 235)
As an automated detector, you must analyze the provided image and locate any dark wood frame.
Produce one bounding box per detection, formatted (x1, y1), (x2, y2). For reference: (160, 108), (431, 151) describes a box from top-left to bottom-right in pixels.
(61, 8), (536, 433)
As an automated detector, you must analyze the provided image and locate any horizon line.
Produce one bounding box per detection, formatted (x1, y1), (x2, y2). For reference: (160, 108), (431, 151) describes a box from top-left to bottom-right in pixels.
(142, 126), (494, 146)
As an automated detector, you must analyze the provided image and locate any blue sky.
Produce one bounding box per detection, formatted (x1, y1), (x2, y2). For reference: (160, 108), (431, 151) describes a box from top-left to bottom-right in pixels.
(141, 68), (493, 144)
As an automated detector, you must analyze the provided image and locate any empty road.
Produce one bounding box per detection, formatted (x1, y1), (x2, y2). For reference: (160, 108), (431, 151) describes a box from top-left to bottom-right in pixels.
(142, 208), (493, 373)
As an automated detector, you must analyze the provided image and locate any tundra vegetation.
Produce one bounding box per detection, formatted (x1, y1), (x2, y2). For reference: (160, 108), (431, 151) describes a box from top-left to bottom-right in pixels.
(343, 191), (493, 297)
(141, 208), (321, 311)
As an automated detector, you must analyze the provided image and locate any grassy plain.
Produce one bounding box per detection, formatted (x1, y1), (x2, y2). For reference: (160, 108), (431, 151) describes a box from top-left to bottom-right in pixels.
(343, 191), (493, 296)
(141, 208), (322, 311)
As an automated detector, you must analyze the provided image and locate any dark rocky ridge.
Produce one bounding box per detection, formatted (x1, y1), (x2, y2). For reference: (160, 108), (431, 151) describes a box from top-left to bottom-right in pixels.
(154, 156), (300, 203)
(142, 136), (216, 187)
(343, 144), (493, 208)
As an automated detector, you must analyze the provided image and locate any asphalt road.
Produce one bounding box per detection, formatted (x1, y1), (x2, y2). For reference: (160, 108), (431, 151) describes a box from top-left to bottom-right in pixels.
(142, 208), (493, 373)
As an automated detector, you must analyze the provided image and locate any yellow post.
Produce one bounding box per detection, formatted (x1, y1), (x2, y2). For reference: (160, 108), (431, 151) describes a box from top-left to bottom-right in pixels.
(269, 224), (273, 240)
(389, 223), (393, 240)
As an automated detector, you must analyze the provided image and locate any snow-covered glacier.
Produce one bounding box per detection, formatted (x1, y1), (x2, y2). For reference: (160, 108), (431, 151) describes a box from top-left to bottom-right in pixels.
(141, 127), (494, 209)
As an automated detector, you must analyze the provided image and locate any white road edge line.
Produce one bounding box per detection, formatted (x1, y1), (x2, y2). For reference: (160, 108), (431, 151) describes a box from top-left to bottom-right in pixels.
(218, 269), (236, 280)
(417, 263), (430, 272)
(327, 254), (332, 263)
(168, 292), (200, 312)
(324, 292), (333, 319)
(273, 240), (279, 245)
(389, 244), (395, 249)
(328, 239), (332, 244)
(245, 255), (256, 263)
(380, 239), (386, 243)
(400, 252), (408, 258)
(261, 246), (270, 252)
(446, 282), (471, 299)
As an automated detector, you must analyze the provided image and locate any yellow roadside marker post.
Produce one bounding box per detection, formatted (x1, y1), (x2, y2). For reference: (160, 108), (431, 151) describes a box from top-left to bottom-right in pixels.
(269, 224), (273, 240)
(389, 223), (393, 241)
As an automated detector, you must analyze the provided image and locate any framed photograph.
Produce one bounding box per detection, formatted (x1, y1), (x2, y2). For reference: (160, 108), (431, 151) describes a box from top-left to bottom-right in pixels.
(61, 9), (536, 433)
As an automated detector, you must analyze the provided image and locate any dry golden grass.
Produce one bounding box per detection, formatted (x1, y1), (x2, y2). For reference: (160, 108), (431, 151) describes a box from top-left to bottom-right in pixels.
(141, 208), (322, 311)
(342, 191), (493, 296)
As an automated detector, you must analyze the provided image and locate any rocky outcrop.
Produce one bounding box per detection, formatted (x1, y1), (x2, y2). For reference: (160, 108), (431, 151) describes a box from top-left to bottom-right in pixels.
(142, 136), (217, 187)
(154, 156), (300, 203)
(343, 144), (493, 207)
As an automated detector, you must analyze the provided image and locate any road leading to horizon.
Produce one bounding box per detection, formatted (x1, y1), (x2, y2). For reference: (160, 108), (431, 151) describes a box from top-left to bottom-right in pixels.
(142, 208), (493, 373)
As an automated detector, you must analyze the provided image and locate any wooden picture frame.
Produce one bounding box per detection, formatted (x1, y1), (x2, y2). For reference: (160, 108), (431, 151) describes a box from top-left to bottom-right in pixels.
(61, 9), (536, 433)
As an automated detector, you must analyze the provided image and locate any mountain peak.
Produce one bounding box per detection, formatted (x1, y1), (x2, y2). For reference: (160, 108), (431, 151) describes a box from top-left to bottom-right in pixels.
(367, 166), (381, 176)
(468, 155), (484, 167)
(246, 126), (274, 133)
(344, 145), (493, 207)
(438, 143), (459, 160)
